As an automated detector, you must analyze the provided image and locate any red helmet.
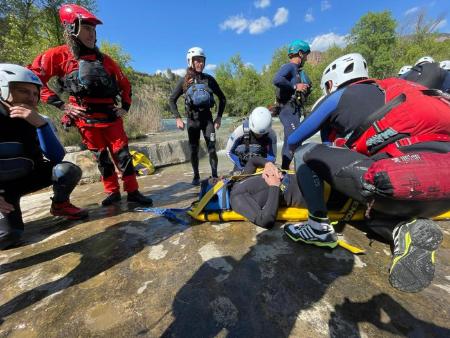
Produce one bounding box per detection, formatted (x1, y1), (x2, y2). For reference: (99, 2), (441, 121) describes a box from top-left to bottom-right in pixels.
(59, 4), (102, 31)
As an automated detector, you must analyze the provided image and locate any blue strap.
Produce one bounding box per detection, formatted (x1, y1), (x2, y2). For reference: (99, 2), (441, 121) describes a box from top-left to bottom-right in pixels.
(134, 207), (191, 226)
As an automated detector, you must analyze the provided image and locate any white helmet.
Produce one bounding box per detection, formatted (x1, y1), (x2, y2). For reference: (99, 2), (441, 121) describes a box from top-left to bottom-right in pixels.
(320, 53), (368, 95)
(398, 65), (412, 76)
(0, 63), (42, 100)
(440, 60), (450, 71)
(187, 47), (206, 68)
(249, 107), (272, 135)
(415, 56), (434, 66)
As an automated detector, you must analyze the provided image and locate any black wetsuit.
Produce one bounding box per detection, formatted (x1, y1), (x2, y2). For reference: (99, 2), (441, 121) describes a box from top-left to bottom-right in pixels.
(401, 62), (450, 92)
(169, 73), (226, 178)
(229, 157), (305, 228)
(0, 107), (81, 249)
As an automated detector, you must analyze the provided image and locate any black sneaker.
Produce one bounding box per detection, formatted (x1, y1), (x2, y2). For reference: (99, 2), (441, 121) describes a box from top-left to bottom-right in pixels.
(127, 190), (153, 206)
(191, 176), (200, 186)
(101, 192), (121, 206)
(284, 222), (338, 248)
(389, 219), (443, 293)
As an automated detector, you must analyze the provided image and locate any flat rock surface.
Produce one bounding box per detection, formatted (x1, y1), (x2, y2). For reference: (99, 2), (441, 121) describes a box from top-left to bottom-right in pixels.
(0, 162), (449, 337)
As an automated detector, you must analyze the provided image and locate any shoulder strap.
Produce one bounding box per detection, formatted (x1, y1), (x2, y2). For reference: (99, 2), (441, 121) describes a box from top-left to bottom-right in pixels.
(345, 93), (406, 148)
(243, 119), (250, 152)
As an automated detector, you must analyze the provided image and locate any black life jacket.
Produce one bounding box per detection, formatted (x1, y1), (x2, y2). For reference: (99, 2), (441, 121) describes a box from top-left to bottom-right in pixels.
(234, 120), (270, 166)
(63, 59), (119, 99)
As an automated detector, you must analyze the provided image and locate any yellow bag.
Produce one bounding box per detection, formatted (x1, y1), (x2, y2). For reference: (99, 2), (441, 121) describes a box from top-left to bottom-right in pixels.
(130, 150), (155, 176)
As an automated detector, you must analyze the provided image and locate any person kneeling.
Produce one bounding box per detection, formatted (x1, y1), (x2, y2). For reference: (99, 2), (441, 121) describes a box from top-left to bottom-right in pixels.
(0, 64), (87, 249)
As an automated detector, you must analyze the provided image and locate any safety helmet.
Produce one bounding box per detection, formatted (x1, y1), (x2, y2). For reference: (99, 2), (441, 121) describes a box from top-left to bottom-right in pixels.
(288, 39), (310, 56)
(415, 56), (435, 66)
(0, 64), (42, 100)
(59, 4), (102, 35)
(440, 60), (450, 71)
(320, 53), (368, 95)
(249, 107), (272, 135)
(187, 47), (206, 68)
(398, 65), (412, 76)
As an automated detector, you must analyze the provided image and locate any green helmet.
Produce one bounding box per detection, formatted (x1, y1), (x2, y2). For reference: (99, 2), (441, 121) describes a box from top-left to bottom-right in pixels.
(288, 39), (310, 55)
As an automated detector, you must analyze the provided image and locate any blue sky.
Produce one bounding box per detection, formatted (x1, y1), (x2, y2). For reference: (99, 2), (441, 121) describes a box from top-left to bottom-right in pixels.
(96, 0), (450, 75)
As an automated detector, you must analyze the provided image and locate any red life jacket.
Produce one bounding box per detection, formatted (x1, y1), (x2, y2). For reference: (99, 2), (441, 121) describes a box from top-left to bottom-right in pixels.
(347, 78), (450, 156)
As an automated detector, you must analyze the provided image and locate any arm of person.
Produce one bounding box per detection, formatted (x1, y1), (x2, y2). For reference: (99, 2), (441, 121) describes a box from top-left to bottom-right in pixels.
(29, 51), (66, 109)
(37, 123), (65, 163)
(287, 88), (345, 150)
(242, 156), (271, 174)
(273, 64), (295, 91)
(225, 126), (245, 169)
(265, 129), (277, 163)
(209, 76), (226, 118)
(104, 54), (132, 113)
(168, 78), (184, 119)
(251, 185), (280, 228)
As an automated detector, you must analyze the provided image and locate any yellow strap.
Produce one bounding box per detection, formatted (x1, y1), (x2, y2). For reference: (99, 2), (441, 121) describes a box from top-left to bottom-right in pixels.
(189, 180), (226, 218)
(337, 239), (365, 254)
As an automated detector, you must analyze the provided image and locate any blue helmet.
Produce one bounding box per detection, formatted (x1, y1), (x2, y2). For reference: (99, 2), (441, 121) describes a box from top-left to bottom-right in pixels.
(288, 39), (310, 56)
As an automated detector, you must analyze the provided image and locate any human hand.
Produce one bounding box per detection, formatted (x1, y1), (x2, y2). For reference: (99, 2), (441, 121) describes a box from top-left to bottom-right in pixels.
(263, 162), (282, 179)
(295, 83), (309, 92)
(114, 107), (127, 118)
(176, 117), (185, 130)
(214, 117), (221, 130)
(62, 103), (87, 119)
(263, 173), (281, 187)
(9, 104), (46, 127)
(0, 195), (14, 214)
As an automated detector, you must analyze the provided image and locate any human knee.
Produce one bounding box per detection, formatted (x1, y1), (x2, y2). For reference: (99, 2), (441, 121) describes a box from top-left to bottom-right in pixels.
(115, 146), (134, 176)
(52, 162), (82, 185)
(92, 149), (115, 177)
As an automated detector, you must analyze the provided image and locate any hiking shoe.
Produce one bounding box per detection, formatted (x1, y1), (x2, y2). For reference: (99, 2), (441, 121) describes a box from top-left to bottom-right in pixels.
(101, 192), (121, 206)
(389, 219), (443, 293)
(192, 176), (200, 186)
(284, 222), (338, 248)
(51, 200), (88, 220)
(127, 190), (153, 206)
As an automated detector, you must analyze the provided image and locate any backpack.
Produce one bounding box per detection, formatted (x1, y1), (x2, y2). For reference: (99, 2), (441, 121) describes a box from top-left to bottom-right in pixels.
(185, 83), (215, 110)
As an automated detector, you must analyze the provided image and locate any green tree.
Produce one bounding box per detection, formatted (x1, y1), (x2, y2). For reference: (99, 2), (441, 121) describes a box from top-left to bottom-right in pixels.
(347, 11), (397, 78)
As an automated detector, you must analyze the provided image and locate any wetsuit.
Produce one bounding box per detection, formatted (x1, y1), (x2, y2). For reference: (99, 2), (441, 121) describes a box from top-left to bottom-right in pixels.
(225, 123), (277, 170)
(0, 103), (81, 248)
(288, 79), (450, 241)
(401, 62), (450, 93)
(273, 63), (311, 169)
(169, 73), (226, 178)
(229, 157), (306, 228)
(30, 44), (138, 195)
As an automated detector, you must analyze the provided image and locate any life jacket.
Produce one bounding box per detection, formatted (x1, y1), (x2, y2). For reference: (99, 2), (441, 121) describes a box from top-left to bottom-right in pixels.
(185, 82), (215, 110)
(345, 78), (450, 157)
(0, 142), (34, 182)
(363, 152), (450, 201)
(234, 120), (269, 166)
(63, 59), (119, 99)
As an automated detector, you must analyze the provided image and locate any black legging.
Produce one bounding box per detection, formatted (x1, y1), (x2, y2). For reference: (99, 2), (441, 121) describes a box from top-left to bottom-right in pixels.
(187, 118), (218, 178)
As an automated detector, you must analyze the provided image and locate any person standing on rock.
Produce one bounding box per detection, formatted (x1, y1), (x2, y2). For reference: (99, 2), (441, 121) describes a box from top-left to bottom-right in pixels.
(0, 64), (87, 249)
(29, 4), (152, 207)
(273, 39), (312, 170)
(169, 47), (226, 186)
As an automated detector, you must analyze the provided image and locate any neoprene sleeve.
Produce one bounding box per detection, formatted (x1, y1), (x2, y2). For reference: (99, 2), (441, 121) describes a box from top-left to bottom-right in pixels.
(36, 123), (65, 163)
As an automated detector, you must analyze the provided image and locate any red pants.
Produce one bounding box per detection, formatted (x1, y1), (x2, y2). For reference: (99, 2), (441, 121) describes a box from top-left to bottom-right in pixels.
(77, 118), (138, 193)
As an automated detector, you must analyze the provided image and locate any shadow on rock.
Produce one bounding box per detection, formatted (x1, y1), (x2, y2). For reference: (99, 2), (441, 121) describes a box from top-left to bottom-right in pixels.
(0, 217), (189, 323)
(329, 293), (450, 337)
(162, 227), (355, 337)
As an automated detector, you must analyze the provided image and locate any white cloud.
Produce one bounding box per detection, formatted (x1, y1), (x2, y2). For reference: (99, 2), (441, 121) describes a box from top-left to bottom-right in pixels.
(205, 64), (217, 72)
(273, 7), (289, 27)
(220, 14), (249, 34)
(435, 19), (447, 30)
(171, 68), (186, 77)
(310, 32), (348, 51)
(404, 7), (419, 16)
(254, 0), (270, 9)
(321, 1), (331, 11)
(305, 9), (314, 23)
(249, 16), (272, 34)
